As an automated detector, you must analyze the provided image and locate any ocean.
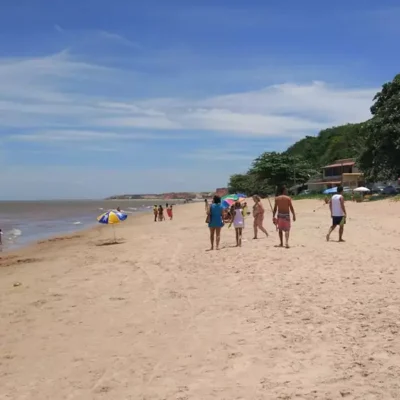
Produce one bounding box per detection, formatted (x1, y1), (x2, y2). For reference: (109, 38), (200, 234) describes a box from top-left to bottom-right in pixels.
(0, 199), (183, 251)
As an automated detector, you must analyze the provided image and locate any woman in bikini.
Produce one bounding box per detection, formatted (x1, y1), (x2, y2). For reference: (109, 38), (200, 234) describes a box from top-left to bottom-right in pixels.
(252, 195), (269, 239)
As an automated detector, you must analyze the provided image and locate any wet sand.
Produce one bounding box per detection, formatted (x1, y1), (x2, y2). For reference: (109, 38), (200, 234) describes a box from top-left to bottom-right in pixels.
(1, 199), (400, 399)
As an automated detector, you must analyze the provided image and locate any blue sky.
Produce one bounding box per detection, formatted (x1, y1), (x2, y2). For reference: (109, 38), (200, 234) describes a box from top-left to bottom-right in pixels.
(1, 0), (399, 199)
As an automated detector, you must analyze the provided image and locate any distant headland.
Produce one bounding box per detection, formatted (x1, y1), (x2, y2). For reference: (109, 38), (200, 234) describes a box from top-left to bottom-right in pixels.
(105, 192), (213, 200)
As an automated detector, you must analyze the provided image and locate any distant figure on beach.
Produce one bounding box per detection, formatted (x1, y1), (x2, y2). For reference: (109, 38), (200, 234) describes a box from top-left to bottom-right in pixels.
(204, 199), (208, 212)
(326, 185), (347, 242)
(207, 195), (224, 250)
(158, 205), (165, 221)
(116, 206), (121, 212)
(252, 195), (269, 239)
(167, 205), (173, 220)
(153, 205), (158, 222)
(0, 229), (3, 245)
(273, 185), (296, 248)
(230, 201), (244, 247)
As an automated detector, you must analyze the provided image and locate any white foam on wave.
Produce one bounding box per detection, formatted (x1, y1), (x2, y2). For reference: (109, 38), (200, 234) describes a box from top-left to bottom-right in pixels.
(7, 229), (22, 241)
(73, 221), (82, 225)
(98, 207), (104, 211)
(128, 207), (138, 211)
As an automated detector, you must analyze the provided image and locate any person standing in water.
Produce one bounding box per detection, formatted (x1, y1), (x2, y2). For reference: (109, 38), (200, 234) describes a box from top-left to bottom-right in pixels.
(0, 229), (3, 245)
(207, 195), (224, 250)
(326, 185), (347, 242)
(252, 195), (269, 239)
(273, 185), (296, 248)
(230, 201), (244, 247)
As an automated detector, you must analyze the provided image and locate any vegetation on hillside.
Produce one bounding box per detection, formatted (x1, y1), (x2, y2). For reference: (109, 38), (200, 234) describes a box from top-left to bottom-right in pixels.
(228, 74), (400, 195)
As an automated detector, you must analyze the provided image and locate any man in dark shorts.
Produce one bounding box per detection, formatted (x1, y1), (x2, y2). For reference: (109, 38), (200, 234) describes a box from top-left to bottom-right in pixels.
(326, 185), (347, 242)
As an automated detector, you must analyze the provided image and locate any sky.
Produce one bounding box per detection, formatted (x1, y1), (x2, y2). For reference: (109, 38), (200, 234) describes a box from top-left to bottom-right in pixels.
(1, 0), (399, 200)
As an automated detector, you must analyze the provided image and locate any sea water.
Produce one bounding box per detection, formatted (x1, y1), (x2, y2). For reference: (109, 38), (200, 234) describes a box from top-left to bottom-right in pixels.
(0, 199), (182, 251)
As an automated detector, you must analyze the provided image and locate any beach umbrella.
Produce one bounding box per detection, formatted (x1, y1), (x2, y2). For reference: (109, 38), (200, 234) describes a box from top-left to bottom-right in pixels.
(323, 187), (338, 194)
(222, 197), (246, 209)
(353, 187), (370, 192)
(221, 194), (239, 201)
(236, 193), (247, 198)
(97, 210), (128, 242)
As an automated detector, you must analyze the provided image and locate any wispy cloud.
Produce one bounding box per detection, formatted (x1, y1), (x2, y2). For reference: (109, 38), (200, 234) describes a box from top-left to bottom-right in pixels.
(54, 24), (64, 33)
(98, 30), (140, 48)
(8, 130), (189, 143)
(0, 51), (376, 139)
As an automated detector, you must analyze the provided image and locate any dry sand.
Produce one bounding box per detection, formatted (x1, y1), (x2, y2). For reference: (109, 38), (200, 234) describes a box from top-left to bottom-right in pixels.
(1, 198), (400, 400)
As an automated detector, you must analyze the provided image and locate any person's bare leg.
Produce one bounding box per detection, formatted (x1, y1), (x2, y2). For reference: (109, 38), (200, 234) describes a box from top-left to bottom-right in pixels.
(209, 228), (215, 250)
(258, 223), (269, 237)
(216, 228), (222, 250)
(326, 225), (336, 241)
(235, 229), (239, 246)
(285, 231), (290, 248)
(339, 226), (345, 242)
(253, 220), (258, 239)
(238, 228), (242, 246)
(278, 230), (283, 247)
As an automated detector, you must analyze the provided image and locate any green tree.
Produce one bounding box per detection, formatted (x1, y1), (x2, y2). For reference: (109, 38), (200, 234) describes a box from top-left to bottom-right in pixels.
(285, 123), (365, 168)
(228, 172), (273, 196)
(358, 74), (400, 181)
(228, 173), (254, 195)
(249, 152), (317, 189)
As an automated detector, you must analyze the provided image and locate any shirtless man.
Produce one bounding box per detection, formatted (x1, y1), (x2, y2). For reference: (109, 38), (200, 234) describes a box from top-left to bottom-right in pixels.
(272, 185), (296, 248)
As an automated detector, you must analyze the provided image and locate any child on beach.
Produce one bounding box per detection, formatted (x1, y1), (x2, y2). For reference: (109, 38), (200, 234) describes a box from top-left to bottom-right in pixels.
(229, 201), (244, 247)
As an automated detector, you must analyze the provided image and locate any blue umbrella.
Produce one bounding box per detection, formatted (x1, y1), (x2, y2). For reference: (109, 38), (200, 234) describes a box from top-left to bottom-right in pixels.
(236, 193), (247, 198)
(323, 187), (338, 194)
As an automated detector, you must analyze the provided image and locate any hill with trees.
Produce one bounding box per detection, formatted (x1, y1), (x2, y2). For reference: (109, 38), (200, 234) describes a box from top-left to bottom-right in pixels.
(228, 74), (400, 195)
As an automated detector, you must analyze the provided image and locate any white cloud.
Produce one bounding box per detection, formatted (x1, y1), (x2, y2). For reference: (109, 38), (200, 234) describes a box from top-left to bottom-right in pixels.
(0, 52), (377, 140)
(8, 130), (186, 143)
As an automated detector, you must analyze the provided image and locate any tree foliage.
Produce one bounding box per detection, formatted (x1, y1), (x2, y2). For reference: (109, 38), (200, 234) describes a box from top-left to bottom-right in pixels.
(250, 152), (317, 189)
(285, 123), (366, 168)
(358, 74), (400, 181)
(228, 172), (273, 197)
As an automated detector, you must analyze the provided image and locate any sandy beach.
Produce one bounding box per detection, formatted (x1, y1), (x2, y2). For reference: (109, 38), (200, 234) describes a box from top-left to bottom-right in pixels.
(1, 199), (400, 399)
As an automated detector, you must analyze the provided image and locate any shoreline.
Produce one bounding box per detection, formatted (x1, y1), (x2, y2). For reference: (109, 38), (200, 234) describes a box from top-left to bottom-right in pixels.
(0, 203), (190, 266)
(0, 209), (147, 264)
(0, 199), (188, 254)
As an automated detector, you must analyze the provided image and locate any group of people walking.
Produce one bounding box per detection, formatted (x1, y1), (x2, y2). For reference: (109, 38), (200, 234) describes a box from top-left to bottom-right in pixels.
(153, 204), (173, 222)
(205, 186), (296, 250)
(205, 184), (347, 250)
